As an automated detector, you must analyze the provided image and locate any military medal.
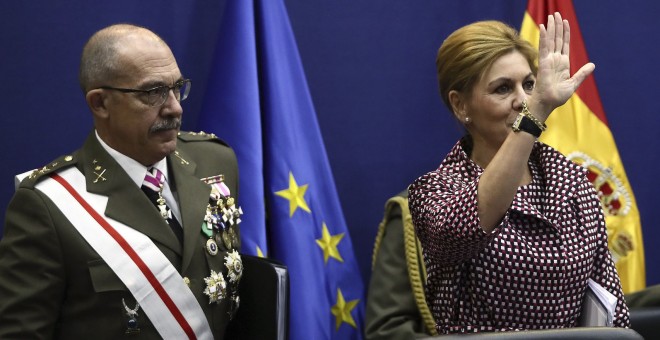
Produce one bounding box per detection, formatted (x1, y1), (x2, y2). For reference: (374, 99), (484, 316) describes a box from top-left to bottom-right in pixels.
(223, 227), (239, 249)
(122, 298), (141, 334)
(202, 204), (214, 238)
(224, 250), (243, 318)
(206, 238), (219, 256)
(221, 229), (233, 249)
(200, 173), (243, 252)
(224, 250), (243, 283)
(221, 197), (243, 227)
(156, 186), (172, 221)
(203, 270), (227, 304)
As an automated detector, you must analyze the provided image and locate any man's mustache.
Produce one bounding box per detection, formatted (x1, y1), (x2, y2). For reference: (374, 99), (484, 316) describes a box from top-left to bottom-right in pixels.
(150, 118), (181, 133)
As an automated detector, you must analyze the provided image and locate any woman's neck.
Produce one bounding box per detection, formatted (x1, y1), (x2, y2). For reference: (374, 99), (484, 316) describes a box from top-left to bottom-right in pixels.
(469, 136), (499, 169)
(469, 135), (532, 186)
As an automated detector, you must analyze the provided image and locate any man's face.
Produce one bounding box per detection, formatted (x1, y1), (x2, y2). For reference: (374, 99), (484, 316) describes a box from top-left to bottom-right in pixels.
(100, 34), (184, 166)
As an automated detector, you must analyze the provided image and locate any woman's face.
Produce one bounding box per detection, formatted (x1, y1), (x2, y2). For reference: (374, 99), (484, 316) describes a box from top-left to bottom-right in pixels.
(463, 51), (535, 147)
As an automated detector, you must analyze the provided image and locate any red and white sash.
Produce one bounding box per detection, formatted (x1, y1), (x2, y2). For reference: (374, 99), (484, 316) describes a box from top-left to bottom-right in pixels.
(34, 167), (212, 340)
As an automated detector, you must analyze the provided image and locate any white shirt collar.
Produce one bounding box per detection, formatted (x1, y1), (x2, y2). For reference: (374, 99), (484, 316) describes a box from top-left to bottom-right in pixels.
(94, 130), (169, 187)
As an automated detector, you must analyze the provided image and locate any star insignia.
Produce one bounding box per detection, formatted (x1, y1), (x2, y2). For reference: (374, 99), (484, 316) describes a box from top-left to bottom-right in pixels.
(275, 172), (311, 217)
(256, 246), (265, 258)
(315, 222), (344, 264)
(224, 250), (243, 283)
(330, 288), (359, 330)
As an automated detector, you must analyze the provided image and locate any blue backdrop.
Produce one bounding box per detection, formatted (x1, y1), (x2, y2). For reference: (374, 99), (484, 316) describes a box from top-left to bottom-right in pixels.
(1, 0), (658, 291)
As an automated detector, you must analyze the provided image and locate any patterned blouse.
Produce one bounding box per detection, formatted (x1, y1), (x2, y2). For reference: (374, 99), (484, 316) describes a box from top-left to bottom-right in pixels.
(408, 139), (630, 334)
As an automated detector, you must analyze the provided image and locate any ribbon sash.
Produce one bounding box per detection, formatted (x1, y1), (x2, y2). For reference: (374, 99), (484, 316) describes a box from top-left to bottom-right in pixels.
(35, 167), (212, 340)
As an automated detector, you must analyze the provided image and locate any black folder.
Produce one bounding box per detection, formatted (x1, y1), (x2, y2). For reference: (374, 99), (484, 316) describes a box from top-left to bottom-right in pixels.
(231, 254), (289, 340)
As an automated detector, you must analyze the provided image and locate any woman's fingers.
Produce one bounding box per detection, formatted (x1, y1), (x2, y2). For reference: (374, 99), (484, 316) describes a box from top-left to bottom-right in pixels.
(563, 19), (570, 56)
(539, 24), (548, 58)
(571, 62), (596, 90)
(546, 14), (556, 52)
(553, 12), (563, 53)
(544, 12), (571, 55)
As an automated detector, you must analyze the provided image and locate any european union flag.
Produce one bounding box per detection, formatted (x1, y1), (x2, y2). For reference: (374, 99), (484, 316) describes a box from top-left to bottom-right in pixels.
(197, 1), (365, 339)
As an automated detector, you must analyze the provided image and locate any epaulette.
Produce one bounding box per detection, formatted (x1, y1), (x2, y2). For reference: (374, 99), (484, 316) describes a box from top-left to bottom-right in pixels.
(177, 131), (229, 146)
(19, 154), (78, 188)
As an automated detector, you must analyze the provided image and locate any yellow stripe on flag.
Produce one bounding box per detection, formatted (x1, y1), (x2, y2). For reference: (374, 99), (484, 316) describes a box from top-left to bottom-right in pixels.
(521, 4), (645, 293)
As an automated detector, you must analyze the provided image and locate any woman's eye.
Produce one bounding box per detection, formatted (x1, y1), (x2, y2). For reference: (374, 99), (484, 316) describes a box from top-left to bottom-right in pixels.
(495, 85), (510, 94)
(523, 81), (535, 91)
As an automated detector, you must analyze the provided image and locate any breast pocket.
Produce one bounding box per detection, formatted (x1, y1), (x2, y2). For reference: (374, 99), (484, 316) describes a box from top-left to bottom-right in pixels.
(85, 259), (155, 336)
(87, 258), (128, 293)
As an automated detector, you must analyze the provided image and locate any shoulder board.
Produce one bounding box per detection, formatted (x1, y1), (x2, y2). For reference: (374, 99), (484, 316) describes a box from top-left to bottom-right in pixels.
(177, 131), (228, 146)
(18, 154), (78, 189)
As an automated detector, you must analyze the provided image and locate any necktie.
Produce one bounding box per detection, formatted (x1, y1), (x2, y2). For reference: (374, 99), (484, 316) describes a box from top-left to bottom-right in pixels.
(142, 167), (183, 244)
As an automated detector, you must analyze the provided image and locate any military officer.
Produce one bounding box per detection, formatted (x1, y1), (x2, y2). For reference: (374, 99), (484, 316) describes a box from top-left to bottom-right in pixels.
(0, 24), (242, 339)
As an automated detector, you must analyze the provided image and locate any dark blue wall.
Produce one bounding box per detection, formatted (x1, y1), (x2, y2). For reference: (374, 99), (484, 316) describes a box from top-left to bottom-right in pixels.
(1, 0), (657, 289)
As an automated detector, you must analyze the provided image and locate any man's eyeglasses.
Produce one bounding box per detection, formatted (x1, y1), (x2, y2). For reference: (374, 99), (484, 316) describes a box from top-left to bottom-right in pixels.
(99, 79), (191, 107)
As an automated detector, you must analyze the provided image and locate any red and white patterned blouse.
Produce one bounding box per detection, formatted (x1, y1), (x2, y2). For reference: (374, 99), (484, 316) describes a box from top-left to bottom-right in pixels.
(409, 139), (630, 334)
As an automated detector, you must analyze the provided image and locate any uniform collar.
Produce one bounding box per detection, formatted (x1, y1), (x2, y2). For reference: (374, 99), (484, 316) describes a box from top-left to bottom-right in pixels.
(94, 130), (169, 187)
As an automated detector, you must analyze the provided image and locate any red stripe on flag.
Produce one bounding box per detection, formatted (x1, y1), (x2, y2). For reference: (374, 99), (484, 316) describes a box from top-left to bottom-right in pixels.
(50, 173), (197, 340)
(526, 0), (607, 125)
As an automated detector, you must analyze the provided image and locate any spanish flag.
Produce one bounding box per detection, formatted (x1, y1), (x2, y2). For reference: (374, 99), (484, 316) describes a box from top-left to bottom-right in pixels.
(520, 0), (645, 293)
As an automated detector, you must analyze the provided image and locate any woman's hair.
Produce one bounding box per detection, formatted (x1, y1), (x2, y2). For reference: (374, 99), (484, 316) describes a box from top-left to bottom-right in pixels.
(436, 21), (538, 112)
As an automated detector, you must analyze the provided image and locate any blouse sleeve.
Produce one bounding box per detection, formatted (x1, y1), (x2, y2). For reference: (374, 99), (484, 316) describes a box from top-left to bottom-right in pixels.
(408, 170), (505, 266)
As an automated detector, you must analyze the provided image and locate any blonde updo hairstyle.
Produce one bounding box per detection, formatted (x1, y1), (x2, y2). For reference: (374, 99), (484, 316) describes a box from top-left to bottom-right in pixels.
(436, 21), (538, 114)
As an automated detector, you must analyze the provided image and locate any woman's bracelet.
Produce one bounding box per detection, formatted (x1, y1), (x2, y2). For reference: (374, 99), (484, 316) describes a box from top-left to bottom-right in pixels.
(521, 100), (547, 132)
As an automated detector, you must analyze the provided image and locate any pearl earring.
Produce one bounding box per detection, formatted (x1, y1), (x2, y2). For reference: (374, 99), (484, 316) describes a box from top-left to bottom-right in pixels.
(465, 117), (471, 123)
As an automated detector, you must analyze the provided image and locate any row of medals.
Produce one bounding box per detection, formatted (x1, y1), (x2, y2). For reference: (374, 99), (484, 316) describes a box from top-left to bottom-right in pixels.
(204, 193), (241, 255)
(204, 192), (242, 320)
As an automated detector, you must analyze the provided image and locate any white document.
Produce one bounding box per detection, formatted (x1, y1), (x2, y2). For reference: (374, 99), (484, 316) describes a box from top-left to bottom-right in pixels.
(587, 279), (617, 326)
(578, 278), (617, 327)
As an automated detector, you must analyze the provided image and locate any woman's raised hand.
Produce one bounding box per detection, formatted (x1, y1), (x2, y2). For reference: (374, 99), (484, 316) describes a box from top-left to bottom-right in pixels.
(533, 12), (595, 119)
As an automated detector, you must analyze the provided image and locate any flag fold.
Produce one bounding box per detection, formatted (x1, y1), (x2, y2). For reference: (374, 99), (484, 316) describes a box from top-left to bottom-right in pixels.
(197, 0), (366, 338)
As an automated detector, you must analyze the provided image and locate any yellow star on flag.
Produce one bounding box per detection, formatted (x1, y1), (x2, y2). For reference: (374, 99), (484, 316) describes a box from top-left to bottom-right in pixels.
(256, 246), (265, 258)
(275, 172), (311, 217)
(330, 288), (359, 330)
(315, 222), (344, 264)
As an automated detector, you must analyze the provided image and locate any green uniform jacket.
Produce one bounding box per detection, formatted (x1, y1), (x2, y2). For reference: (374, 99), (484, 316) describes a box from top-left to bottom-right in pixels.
(626, 284), (660, 308)
(0, 131), (240, 339)
(365, 190), (437, 339)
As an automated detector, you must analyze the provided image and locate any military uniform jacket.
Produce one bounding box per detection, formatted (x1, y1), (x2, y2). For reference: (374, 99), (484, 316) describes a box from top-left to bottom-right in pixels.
(365, 190), (437, 339)
(0, 131), (240, 339)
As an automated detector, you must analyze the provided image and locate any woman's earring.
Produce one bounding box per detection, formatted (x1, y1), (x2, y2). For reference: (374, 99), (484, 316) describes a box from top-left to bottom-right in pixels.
(464, 116), (471, 124)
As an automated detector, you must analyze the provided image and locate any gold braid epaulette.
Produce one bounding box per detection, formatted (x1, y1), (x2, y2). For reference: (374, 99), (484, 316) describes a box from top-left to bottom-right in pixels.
(371, 195), (437, 336)
(371, 213), (388, 269)
(177, 131), (230, 148)
(177, 131), (218, 140)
